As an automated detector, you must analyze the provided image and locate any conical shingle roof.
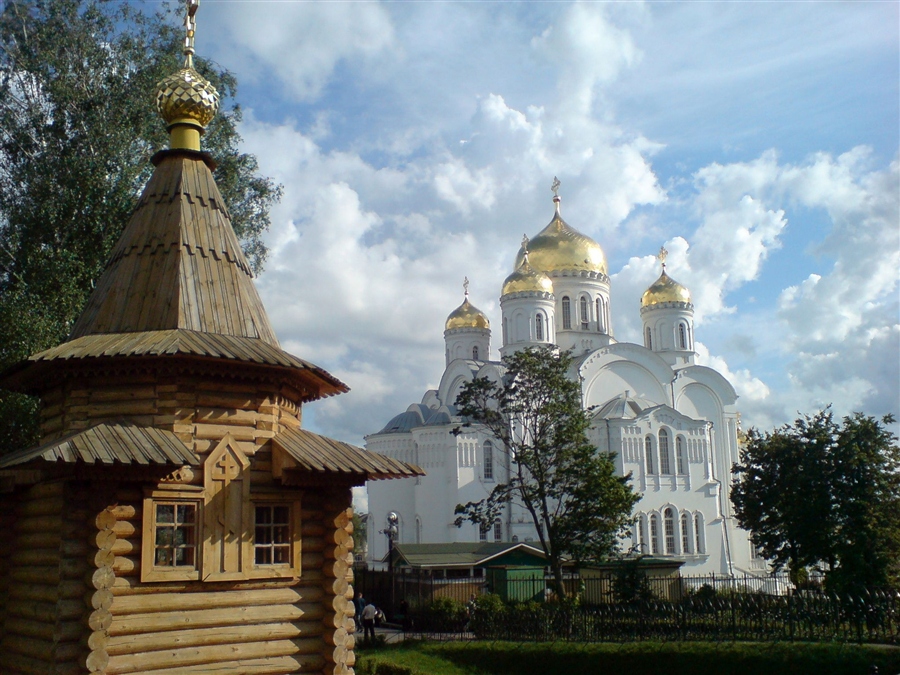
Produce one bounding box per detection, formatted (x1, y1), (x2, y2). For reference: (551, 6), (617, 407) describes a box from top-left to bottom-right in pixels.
(71, 151), (278, 344)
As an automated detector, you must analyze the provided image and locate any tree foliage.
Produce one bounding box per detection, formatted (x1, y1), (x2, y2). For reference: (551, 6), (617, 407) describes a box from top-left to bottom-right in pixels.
(731, 408), (900, 592)
(0, 0), (281, 453)
(453, 347), (639, 599)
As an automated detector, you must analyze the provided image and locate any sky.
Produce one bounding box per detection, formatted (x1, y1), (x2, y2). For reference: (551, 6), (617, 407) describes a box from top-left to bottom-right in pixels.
(184, 1), (897, 450)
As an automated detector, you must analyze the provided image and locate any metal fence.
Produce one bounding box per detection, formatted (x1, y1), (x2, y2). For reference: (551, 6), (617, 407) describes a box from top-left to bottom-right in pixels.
(351, 567), (899, 644)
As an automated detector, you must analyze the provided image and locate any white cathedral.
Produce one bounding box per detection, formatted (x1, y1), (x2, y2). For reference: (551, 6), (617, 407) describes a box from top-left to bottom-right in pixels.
(366, 186), (760, 576)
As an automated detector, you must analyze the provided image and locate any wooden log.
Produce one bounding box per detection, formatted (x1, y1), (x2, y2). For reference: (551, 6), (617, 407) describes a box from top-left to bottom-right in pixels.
(85, 647), (109, 673)
(106, 621), (318, 656)
(111, 538), (139, 556)
(110, 576), (313, 595)
(110, 505), (139, 521)
(16, 496), (64, 517)
(89, 386), (157, 402)
(110, 603), (325, 636)
(112, 520), (137, 537)
(16, 532), (61, 550)
(110, 653), (326, 675)
(105, 637), (325, 674)
(14, 514), (63, 534)
(22, 480), (66, 499)
(0, 651), (52, 675)
(2, 633), (82, 661)
(9, 583), (59, 604)
(88, 608), (112, 632)
(3, 616), (82, 642)
(110, 587), (305, 614)
(10, 565), (59, 585)
(90, 566), (115, 591)
(61, 538), (90, 557)
(10, 548), (59, 567)
(112, 556), (138, 576)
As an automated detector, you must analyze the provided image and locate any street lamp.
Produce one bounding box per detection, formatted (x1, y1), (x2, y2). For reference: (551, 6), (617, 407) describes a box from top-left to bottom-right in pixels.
(381, 512), (399, 614)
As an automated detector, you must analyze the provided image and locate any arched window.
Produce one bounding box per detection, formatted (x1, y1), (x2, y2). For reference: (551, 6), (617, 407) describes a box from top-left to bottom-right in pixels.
(493, 519), (502, 542)
(483, 441), (494, 480)
(638, 517), (648, 554)
(659, 429), (672, 475)
(644, 435), (655, 474)
(649, 514), (661, 555)
(676, 436), (686, 474)
(535, 313), (544, 341)
(679, 323), (688, 349)
(479, 524), (487, 542)
(502, 318), (508, 344)
(664, 508), (676, 554)
(694, 513), (704, 554)
(645, 326), (652, 349)
(472, 346), (479, 360)
(562, 297), (571, 329)
(681, 513), (691, 554)
(580, 296), (589, 330)
(595, 298), (602, 331)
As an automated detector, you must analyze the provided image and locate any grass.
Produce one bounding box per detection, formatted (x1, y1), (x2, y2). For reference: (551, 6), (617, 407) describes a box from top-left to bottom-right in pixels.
(356, 640), (900, 675)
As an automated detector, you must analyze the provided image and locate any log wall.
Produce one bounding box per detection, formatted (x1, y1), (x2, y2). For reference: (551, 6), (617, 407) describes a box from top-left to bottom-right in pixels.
(99, 485), (351, 675)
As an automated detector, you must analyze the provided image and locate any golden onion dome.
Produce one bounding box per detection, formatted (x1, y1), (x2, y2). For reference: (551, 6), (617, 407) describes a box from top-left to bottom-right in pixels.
(445, 297), (490, 331)
(502, 255), (554, 296)
(513, 198), (607, 275)
(156, 66), (219, 129)
(155, 1), (219, 150)
(641, 270), (692, 307)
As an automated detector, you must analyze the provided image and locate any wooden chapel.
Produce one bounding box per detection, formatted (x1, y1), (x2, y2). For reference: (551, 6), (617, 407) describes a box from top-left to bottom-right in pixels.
(0, 7), (421, 674)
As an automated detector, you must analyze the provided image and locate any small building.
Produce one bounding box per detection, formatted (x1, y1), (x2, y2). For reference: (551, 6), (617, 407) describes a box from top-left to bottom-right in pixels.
(390, 542), (548, 579)
(0, 20), (420, 675)
(579, 557), (685, 604)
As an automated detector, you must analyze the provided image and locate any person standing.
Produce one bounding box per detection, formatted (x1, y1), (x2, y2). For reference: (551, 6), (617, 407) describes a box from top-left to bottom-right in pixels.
(354, 592), (366, 633)
(361, 600), (378, 644)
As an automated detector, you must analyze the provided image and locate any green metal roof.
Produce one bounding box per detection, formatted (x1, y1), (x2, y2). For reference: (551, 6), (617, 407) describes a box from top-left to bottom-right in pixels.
(390, 542), (547, 569)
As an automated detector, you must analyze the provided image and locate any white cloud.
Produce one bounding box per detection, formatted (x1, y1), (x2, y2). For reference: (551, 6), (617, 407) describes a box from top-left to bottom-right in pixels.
(210, 3), (395, 101)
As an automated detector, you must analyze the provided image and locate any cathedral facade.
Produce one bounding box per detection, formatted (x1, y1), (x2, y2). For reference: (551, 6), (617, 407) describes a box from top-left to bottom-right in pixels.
(366, 189), (759, 576)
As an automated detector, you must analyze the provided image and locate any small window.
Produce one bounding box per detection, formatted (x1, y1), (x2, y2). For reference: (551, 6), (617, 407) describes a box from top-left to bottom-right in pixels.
(562, 297), (571, 329)
(644, 436), (655, 474)
(154, 502), (198, 568)
(254, 505), (291, 566)
(676, 436), (686, 474)
(645, 327), (652, 349)
(142, 494), (203, 582)
(502, 318), (508, 344)
(493, 519), (502, 542)
(479, 524), (487, 542)
(595, 298), (602, 332)
(681, 513), (691, 554)
(483, 440), (494, 480)
(535, 313), (544, 341)
(638, 517), (648, 554)
(679, 323), (687, 349)
(580, 296), (589, 330)
(664, 508), (676, 555)
(659, 429), (672, 475)
(472, 346), (479, 360)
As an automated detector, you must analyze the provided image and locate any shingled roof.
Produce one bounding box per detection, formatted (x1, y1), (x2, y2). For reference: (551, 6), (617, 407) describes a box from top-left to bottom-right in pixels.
(1, 150), (347, 400)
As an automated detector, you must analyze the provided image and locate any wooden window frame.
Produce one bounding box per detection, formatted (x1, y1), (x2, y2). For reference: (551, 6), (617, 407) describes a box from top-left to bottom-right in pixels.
(142, 487), (204, 583)
(250, 494), (302, 579)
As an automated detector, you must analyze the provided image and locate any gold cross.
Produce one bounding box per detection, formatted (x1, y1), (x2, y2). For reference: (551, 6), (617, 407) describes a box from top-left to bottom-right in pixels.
(658, 246), (668, 271)
(551, 176), (561, 197)
(463, 276), (469, 297)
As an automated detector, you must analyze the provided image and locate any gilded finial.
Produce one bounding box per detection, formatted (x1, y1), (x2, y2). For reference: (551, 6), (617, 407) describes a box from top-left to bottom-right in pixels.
(551, 176), (561, 212)
(657, 246), (668, 272)
(155, 0), (220, 151)
(183, 0), (199, 68)
(463, 276), (470, 298)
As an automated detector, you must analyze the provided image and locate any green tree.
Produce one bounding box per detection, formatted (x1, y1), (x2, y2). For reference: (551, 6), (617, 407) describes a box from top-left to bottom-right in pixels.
(0, 0), (281, 453)
(453, 347), (639, 599)
(731, 409), (900, 592)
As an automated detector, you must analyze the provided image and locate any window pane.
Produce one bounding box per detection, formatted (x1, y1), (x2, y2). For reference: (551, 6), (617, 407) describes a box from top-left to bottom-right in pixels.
(273, 506), (290, 524)
(156, 504), (174, 524)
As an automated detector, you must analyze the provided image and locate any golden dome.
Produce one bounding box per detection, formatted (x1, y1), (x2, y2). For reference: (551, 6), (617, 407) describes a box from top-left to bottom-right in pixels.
(156, 66), (219, 129)
(641, 270), (692, 307)
(514, 202), (607, 275)
(502, 256), (554, 296)
(445, 297), (490, 331)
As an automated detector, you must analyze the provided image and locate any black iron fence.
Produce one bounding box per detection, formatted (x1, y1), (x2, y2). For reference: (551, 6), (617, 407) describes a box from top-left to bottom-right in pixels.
(351, 567), (899, 644)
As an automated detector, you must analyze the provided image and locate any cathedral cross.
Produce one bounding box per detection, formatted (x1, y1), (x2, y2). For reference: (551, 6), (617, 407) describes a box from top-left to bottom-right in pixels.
(658, 246), (668, 271)
(463, 276), (469, 298)
(551, 176), (561, 197)
(183, 0), (200, 67)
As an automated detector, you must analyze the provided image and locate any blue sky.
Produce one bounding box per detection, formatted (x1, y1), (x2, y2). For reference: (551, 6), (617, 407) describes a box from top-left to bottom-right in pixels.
(185, 1), (898, 445)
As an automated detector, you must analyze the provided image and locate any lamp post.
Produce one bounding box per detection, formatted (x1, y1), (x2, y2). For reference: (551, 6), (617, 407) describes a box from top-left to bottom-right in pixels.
(381, 512), (399, 614)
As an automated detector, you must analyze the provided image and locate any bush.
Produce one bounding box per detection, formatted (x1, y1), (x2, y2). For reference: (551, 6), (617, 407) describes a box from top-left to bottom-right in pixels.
(421, 596), (467, 632)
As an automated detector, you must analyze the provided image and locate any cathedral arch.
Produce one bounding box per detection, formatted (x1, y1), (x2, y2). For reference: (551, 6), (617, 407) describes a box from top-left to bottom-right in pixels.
(472, 345), (479, 360)
(676, 435), (686, 474)
(649, 514), (661, 555)
(535, 312), (544, 342)
(579, 295), (589, 330)
(561, 296), (571, 329)
(644, 435), (655, 475)
(694, 512), (705, 554)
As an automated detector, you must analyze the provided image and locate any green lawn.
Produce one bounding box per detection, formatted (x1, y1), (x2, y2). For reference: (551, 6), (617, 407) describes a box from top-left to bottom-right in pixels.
(356, 640), (900, 675)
